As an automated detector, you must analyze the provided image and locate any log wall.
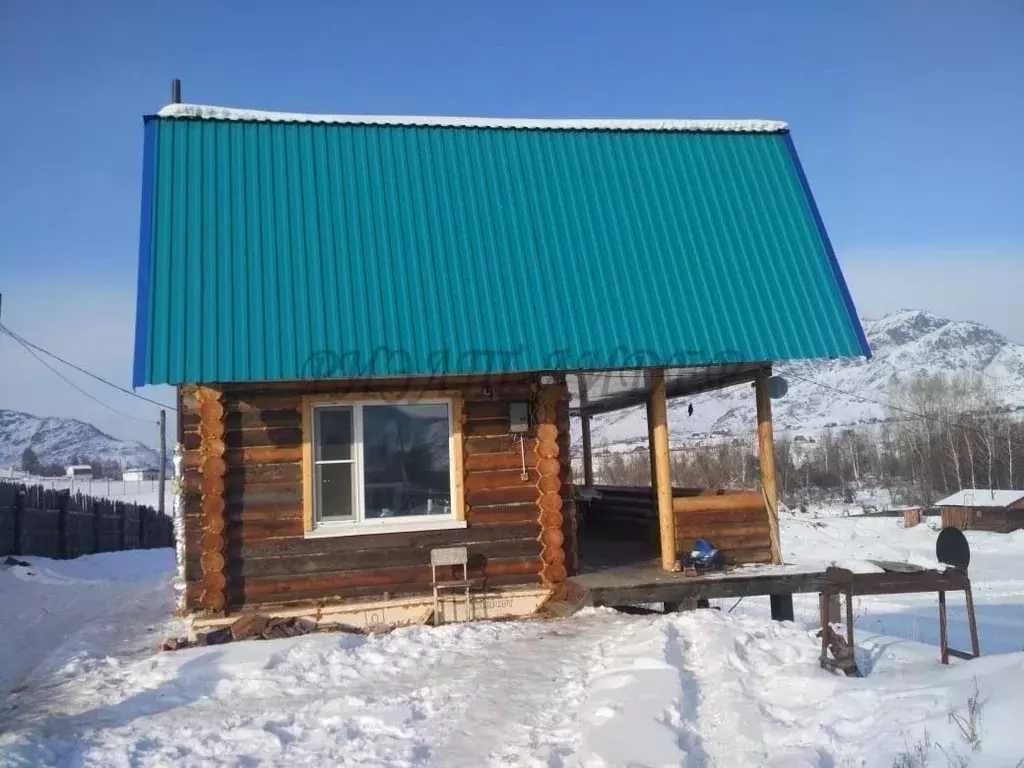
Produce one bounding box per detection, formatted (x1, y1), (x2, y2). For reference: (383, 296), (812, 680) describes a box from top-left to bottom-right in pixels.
(940, 505), (1024, 533)
(673, 490), (773, 565)
(180, 375), (571, 613)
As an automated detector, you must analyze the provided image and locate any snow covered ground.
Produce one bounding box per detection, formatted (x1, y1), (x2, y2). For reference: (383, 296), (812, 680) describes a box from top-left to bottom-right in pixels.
(2, 513), (1023, 767)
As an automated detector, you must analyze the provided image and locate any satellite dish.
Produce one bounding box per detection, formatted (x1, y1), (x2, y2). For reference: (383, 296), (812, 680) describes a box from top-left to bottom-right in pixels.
(936, 527), (970, 572)
(768, 376), (788, 399)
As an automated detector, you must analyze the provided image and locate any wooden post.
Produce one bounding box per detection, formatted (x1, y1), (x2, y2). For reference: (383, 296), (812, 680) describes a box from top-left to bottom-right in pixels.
(818, 591), (829, 666)
(845, 590), (855, 650)
(13, 489), (24, 557)
(648, 368), (677, 571)
(964, 583), (980, 657)
(92, 500), (102, 554)
(770, 593), (794, 622)
(116, 502), (127, 550)
(755, 368), (782, 565)
(579, 376), (594, 488)
(581, 413), (594, 488)
(827, 591), (841, 623)
(938, 590), (949, 664)
(57, 491), (69, 559)
(158, 409), (167, 518)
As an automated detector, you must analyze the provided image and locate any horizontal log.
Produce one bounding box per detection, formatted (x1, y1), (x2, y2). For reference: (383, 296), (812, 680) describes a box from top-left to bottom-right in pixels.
(226, 446), (304, 465)
(226, 461), (302, 485)
(233, 571), (541, 610)
(464, 400), (511, 421)
(676, 534), (771, 552)
(673, 493), (763, 513)
(224, 409), (300, 432)
(227, 482), (302, 508)
(221, 427), (303, 449)
(224, 502), (303, 524)
(234, 538), (541, 578)
(242, 557), (543, 599)
(227, 517), (304, 541)
(464, 468), (539, 492)
(242, 520), (543, 557)
(227, 395), (302, 413)
(467, 504), (540, 526)
(590, 486), (751, 499)
(465, 451), (531, 472)
(186, 473), (302, 507)
(464, 436), (522, 455)
(466, 485), (539, 508)
(724, 548), (775, 565)
(674, 509), (770, 525)
(464, 418), (512, 438)
(675, 523), (769, 540)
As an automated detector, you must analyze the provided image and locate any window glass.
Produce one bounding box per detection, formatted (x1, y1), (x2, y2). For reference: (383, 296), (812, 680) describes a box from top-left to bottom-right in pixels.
(362, 403), (451, 519)
(315, 406), (353, 462)
(316, 461), (355, 521)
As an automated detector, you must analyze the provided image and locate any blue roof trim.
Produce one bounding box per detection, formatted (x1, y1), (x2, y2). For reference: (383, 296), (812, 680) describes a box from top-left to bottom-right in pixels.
(781, 132), (871, 359)
(132, 119), (156, 387)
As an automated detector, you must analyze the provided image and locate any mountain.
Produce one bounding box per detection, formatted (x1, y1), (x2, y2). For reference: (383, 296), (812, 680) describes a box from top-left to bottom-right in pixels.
(0, 410), (161, 470)
(590, 310), (1024, 450)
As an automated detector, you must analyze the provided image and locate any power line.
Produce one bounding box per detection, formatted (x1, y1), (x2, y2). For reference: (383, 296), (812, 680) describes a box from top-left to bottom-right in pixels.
(3, 331), (157, 424)
(0, 323), (173, 410)
(784, 370), (1014, 441)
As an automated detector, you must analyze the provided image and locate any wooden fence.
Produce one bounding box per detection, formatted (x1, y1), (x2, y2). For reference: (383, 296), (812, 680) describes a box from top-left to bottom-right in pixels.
(0, 480), (173, 559)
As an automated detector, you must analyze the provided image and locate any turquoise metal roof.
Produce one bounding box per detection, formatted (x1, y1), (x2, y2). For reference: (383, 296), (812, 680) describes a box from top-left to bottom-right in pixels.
(133, 111), (869, 386)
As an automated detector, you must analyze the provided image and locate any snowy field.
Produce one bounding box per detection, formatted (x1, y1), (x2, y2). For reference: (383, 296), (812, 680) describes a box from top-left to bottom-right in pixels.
(1, 513), (1023, 767)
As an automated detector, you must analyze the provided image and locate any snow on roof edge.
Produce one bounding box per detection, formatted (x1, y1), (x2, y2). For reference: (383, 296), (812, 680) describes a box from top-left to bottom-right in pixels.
(933, 489), (1024, 508)
(156, 104), (788, 133)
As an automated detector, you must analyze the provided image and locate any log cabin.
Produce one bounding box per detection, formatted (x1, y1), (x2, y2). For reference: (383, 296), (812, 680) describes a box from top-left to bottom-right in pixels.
(936, 489), (1024, 533)
(132, 101), (870, 633)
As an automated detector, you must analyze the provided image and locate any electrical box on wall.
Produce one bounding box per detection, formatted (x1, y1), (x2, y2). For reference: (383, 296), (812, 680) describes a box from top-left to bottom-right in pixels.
(508, 402), (530, 433)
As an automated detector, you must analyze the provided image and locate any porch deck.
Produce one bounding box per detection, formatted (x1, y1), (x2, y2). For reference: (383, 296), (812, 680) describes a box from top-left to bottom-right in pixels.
(549, 562), (827, 618)
(570, 562), (828, 607)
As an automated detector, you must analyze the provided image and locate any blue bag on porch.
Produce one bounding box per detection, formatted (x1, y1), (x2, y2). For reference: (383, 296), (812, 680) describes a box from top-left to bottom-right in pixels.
(682, 538), (720, 571)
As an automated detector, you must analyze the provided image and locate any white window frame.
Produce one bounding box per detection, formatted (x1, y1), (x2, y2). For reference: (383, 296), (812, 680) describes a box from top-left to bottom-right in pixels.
(302, 395), (467, 538)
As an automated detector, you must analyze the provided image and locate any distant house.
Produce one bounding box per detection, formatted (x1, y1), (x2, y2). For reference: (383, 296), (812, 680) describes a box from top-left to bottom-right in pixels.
(65, 465), (93, 481)
(133, 101), (869, 631)
(123, 467), (159, 482)
(935, 489), (1024, 533)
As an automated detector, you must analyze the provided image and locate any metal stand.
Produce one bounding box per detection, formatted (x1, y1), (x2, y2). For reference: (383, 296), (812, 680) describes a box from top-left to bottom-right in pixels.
(819, 565), (980, 675)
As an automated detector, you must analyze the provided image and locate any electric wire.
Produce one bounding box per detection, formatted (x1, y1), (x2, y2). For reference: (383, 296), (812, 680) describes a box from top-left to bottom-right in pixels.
(0, 322), (173, 410)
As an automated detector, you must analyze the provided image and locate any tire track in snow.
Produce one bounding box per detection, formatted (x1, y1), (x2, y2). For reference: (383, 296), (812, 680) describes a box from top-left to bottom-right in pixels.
(672, 612), (772, 767)
(662, 621), (708, 766)
(423, 614), (624, 767)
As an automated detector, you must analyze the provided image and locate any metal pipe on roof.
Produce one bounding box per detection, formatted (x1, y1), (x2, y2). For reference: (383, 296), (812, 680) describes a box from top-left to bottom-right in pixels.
(171, 79), (181, 104)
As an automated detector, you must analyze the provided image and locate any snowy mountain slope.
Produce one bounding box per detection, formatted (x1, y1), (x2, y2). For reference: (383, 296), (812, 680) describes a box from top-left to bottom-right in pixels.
(592, 309), (1024, 448)
(0, 409), (160, 469)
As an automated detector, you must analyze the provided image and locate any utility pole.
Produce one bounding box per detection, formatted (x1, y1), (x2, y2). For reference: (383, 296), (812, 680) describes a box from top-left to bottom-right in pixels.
(158, 409), (167, 516)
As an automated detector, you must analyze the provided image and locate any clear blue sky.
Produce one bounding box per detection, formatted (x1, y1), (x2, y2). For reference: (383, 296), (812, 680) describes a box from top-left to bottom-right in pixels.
(1, 1), (1022, 445)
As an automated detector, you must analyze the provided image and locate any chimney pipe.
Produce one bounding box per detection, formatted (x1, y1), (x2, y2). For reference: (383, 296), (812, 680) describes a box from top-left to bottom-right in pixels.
(171, 79), (181, 104)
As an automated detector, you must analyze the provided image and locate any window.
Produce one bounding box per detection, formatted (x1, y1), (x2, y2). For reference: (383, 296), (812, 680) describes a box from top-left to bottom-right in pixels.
(302, 395), (466, 536)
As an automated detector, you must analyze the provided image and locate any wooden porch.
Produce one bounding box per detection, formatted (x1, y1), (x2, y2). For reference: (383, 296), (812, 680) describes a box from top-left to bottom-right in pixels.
(571, 363), (782, 571)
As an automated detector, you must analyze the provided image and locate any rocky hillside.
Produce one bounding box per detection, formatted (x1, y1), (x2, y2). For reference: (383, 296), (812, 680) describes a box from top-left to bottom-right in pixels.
(592, 309), (1024, 449)
(0, 410), (160, 470)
